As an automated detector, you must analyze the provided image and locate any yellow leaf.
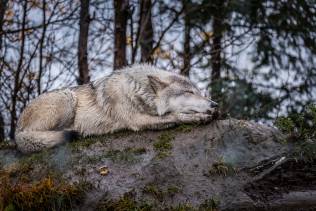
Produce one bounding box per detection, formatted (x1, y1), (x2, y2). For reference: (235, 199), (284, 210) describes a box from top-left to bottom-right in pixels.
(200, 31), (214, 41)
(161, 51), (171, 59)
(5, 9), (14, 19)
(152, 48), (171, 59)
(152, 47), (161, 58)
(29, 0), (41, 8)
(126, 36), (132, 45)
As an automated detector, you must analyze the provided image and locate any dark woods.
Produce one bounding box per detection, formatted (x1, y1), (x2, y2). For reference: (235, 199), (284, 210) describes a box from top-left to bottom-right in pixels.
(0, 0), (315, 141)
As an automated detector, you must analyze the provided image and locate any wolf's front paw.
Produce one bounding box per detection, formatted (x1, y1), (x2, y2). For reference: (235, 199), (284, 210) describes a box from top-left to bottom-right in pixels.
(176, 113), (212, 123)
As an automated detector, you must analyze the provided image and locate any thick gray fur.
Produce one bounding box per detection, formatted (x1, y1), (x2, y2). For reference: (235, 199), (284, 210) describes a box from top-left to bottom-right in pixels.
(15, 64), (217, 153)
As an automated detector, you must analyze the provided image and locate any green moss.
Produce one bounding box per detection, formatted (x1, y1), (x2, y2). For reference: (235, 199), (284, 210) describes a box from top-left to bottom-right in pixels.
(106, 130), (134, 139)
(96, 193), (152, 211)
(174, 123), (196, 133)
(154, 133), (174, 150)
(131, 147), (147, 155)
(96, 190), (219, 211)
(105, 147), (147, 164)
(169, 204), (195, 211)
(153, 132), (175, 159)
(85, 154), (104, 164)
(106, 149), (135, 163)
(143, 184), (164, 201)
(199, 198), (220, 211)
(70, 130), (144, 153)
(82, 147), (147, 165)
(69, 137), (98, 152)
(20, 150), (47, 165)
(155, 151), (169, 159)
(143, 184), (181, 201)
(16, 150), (50, 176)
(167, 185), (181, 195)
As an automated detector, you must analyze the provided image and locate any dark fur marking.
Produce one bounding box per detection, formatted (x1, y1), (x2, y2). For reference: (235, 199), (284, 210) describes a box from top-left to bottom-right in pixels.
(64, 130), (79, 142)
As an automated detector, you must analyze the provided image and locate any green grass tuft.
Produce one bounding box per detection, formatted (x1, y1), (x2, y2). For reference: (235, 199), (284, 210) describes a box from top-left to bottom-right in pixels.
(208, 158), (236, 176)
(96, 193), (152, 211)
(174, 124), (196, 133)
(199, 197), (220, 211)
(153, 132), (175, 159)
(143, 183), (181, 201)
(275, 104), (316, 161)
(105, 147), (147, 163)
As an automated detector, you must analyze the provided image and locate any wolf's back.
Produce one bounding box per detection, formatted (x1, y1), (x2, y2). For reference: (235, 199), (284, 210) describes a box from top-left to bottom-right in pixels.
(15, 130), (77, 153)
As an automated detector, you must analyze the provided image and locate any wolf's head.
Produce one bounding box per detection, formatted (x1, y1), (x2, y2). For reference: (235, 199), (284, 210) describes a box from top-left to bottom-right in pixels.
(148, 75), (218, 116)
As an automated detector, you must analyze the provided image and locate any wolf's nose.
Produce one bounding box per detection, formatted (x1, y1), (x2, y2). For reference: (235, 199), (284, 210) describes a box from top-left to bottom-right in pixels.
(209, 100), (218, 108)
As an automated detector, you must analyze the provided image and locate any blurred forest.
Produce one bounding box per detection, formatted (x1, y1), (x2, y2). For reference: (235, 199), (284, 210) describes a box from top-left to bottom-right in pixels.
(0, 0), (315, 141)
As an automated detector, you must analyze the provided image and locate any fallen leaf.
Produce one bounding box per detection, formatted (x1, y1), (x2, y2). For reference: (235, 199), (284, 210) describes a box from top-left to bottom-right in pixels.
(98, 166), (109, 176)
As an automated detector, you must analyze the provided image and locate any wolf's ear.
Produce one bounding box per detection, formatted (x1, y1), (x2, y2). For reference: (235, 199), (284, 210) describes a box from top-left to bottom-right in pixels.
(148, 75), (168, 93)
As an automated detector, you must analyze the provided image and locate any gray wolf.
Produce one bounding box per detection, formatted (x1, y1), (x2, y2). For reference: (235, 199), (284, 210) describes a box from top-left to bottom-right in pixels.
(15, 64), (218, 153)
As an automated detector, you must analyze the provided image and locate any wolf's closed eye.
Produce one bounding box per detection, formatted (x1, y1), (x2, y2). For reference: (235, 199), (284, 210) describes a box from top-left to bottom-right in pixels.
(185, 91), (194, 94)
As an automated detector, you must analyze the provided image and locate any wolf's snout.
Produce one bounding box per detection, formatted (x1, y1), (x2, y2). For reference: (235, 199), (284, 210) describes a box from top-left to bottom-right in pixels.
(209, 100), (218, 108)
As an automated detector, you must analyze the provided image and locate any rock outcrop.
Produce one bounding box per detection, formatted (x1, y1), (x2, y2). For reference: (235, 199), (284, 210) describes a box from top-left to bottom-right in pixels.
(1, 119), (315, 210)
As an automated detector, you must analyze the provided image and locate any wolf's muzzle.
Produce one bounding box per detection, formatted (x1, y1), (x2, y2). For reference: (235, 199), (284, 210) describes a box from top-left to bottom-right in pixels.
(209, 100), (218, 108)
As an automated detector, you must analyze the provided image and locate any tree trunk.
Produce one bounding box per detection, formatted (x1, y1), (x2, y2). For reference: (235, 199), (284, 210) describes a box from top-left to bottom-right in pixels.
(0, 0), (8, 141)
(113, 0), (129, 70)
(37, 0), (46, 94)
(210, 0), (224, 84)
(10, 0), (27, 139)
(0, 0), (8, 50)
(0, 112), (4, 142)
(181, 0), (191, 76)
(78, 0), (90, 85)
(139, 0), (153, 63)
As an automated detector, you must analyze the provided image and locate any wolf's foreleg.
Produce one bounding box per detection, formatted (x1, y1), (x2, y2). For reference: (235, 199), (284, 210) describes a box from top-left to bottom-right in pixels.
(127, 114), (176, 130)
(175, 113), (213, 123)
(128, 113), (212, 131)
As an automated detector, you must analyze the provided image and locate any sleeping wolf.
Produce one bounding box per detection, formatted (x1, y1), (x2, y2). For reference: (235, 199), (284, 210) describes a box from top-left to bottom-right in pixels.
(15, 64), (218, 153)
